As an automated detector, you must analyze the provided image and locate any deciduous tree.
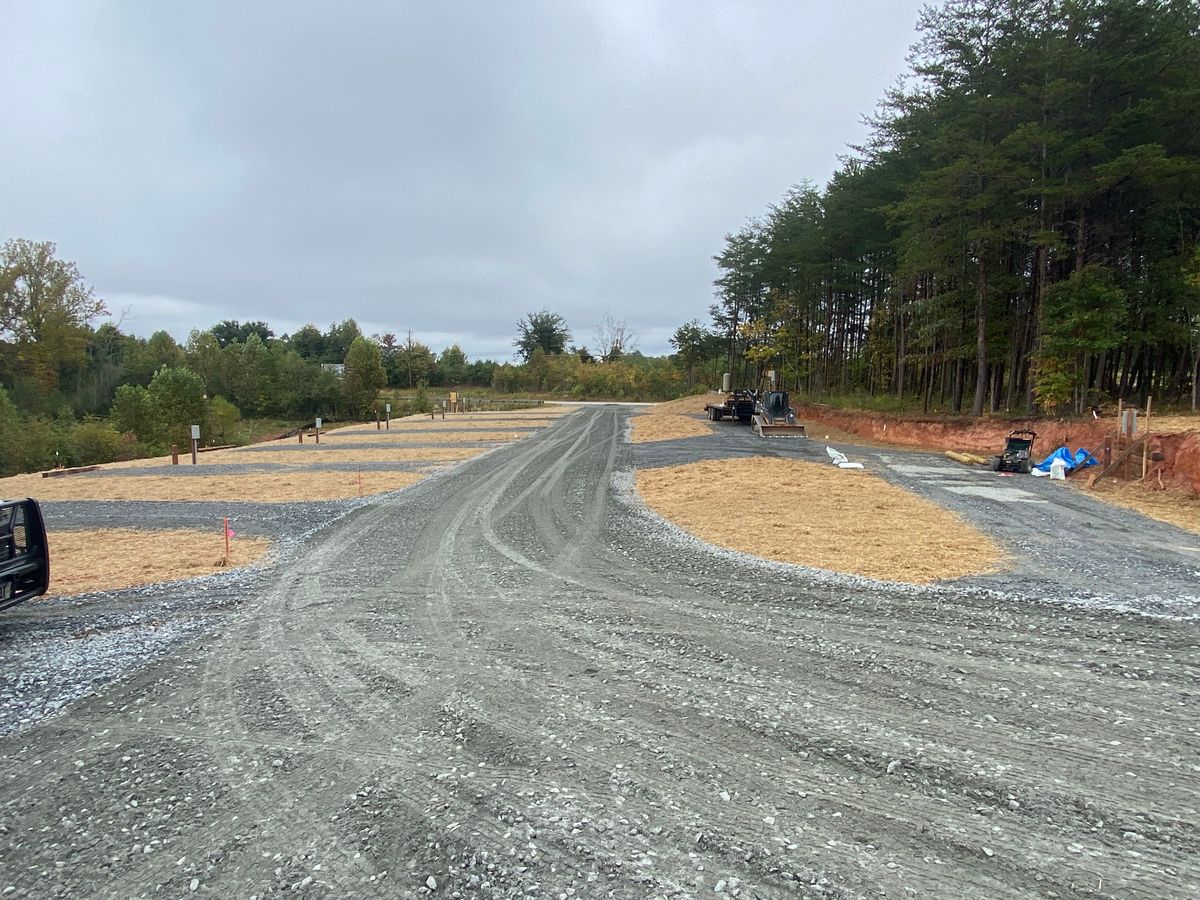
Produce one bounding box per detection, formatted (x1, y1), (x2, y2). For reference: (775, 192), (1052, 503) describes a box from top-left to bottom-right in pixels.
(0, 239), (107, 393)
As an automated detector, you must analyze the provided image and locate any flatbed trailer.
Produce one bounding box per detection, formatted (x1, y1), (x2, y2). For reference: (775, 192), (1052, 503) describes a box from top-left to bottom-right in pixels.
(703, 390), (756, 423)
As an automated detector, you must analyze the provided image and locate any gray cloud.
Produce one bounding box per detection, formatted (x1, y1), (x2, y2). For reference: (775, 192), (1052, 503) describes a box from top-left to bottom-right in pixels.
(2, 0), (924, 358)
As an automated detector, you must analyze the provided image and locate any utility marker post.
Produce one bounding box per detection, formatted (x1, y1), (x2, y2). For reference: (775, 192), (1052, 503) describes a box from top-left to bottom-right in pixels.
(190, 425), (200, 465)
(385, 403), (391, 430)
(315, 417), (322, 445)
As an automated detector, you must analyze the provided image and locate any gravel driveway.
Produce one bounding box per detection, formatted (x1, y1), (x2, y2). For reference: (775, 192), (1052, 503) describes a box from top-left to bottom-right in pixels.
(1, 406), (1197, 898)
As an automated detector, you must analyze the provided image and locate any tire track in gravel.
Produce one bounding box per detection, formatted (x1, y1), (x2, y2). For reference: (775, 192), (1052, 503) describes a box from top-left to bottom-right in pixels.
(167, 417), (612, 893)
(552, 613), (1194, 820)
(354, 411), (1040, 896)
(432, 412), (1190, 897)
(412, 412), (1190, 897)
(427, 426), (1193, 897)
(3, 406), (1198, 899)
(195, 503), (453, 898)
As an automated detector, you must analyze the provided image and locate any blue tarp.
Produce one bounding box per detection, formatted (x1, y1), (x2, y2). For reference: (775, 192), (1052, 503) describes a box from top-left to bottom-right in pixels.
(1034, 446), (1099, 473)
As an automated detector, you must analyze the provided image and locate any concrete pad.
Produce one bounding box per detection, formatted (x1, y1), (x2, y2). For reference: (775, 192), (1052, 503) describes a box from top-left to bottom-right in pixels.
(942, 485), (1047, 503)
(889, 464), (975, 478)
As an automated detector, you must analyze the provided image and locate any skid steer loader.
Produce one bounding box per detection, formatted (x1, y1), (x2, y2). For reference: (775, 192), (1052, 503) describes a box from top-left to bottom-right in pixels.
(752, 390), (808, 438)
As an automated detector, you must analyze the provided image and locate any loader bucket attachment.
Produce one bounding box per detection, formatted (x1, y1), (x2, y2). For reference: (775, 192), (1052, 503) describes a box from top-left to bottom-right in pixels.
(752, 417), (809, 438)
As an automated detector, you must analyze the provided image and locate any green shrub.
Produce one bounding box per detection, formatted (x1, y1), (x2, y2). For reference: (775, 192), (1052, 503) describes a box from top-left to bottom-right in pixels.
(69, 418), (126, 466)
(209, 395), (242, 443)
(0, 387), (21, 476)
(411, 383), (431, 414)
(15, 417), (71, 473)
(110, 384), (158, 441)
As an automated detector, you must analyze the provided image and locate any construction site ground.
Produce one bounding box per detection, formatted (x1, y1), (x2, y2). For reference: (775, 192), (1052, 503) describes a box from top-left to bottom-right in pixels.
(2, 405), (1198, 899)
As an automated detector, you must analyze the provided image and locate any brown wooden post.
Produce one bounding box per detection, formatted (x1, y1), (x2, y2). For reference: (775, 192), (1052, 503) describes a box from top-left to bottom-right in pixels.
(1142, 396), (1152, 479)
(171, 445), (179, 465)
(376, 410), (381, 430)
(298, 430), (303, 443)
(1115, 398), (1124, 480)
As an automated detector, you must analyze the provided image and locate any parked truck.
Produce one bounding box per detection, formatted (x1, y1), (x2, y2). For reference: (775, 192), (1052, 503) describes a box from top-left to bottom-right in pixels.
(1, 498), (50, 611)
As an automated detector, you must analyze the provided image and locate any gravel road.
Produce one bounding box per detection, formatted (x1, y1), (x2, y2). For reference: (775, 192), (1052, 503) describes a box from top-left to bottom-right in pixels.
(2, 407), (1198, 899)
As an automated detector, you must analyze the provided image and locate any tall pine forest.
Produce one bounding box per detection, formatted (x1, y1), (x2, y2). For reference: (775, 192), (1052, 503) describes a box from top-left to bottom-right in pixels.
(708, 0), (1200, 416)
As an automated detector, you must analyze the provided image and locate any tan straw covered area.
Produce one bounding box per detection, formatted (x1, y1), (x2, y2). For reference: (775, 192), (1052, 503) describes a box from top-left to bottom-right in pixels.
(636, 456), (1004, 584)
(42, 528), (271, 598)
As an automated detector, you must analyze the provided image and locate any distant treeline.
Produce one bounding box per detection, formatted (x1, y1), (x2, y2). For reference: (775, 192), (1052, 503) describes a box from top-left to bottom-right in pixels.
(702, 0), (1200, 415)
(0, 242), (716, 474)
(0, 296), (514, 473)
(2, 311), (498, 422)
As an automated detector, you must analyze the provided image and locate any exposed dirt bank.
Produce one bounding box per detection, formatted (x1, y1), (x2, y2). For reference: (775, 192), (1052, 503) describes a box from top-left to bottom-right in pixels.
(796, 404), (1113, 455)
(636, 456), (1003, 584)
(1159, 430), (1200, 493)
(796, 404), (1200, 493)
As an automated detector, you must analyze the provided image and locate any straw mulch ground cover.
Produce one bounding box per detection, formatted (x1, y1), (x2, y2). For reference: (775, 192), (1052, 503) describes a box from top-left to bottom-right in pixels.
(0, 469), (425, 502)
(636, 456), (1004, 584)
(630, 395), (715, 443)
(43, 528), (271, 598)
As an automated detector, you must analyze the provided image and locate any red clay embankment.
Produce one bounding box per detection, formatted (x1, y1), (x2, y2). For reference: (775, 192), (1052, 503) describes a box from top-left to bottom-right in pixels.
(796, 404), (1200, 492)
(1160, 431), (1200, 491)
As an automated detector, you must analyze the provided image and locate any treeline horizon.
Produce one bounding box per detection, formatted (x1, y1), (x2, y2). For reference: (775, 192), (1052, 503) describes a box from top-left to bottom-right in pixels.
(1, 244), (714, 474)
(699, 0), (1200, 416)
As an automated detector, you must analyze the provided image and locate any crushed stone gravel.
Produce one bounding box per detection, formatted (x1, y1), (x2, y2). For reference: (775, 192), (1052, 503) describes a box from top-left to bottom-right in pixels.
(1, 406), (1197, 899)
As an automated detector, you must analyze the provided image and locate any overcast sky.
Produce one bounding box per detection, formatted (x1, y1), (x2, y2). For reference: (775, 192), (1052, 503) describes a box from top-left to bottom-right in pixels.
(2, 1), (925, 360)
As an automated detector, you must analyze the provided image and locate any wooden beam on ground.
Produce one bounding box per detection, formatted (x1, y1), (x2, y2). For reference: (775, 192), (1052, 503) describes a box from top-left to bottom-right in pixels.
(1066, 434), (1114, 478)
(1087, 434), (1148, 488)
(41, 465), (101, 478)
